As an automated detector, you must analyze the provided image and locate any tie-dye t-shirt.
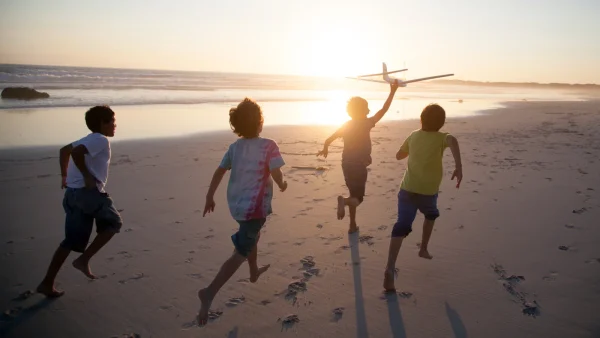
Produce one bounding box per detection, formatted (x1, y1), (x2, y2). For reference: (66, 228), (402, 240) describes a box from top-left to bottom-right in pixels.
(219, 137), (286, 221)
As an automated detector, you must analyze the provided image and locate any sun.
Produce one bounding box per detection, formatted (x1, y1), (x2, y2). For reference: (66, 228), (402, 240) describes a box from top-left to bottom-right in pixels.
(300, 23), (375, 77)
(306, 90), (350, 125)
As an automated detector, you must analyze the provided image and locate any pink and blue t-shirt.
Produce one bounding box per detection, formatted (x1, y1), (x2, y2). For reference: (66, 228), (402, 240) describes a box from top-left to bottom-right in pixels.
(219, 137), (285, 221)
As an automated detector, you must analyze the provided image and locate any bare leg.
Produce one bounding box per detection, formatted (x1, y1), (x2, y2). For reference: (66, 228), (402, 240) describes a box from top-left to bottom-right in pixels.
(73, 231), (115, 279)
(419, 219), (435, 259)
(248, 233), (270, 283)
(345, 197), (361, 234)
(337, 196), (346, 220)
(384, 237), (404, 292)
(37, 246), (70, 297)
(198, 252), (246, 326)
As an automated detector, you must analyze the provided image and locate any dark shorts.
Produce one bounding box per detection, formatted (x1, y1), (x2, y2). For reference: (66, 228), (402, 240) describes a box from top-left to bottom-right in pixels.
(232, 218), (266, 257)
(60, 188), (123, 253)
(392, 189), (439, 238)
(342, 162), (368, 203)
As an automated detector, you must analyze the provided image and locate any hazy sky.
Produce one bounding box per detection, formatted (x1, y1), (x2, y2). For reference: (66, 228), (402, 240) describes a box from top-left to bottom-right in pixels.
(1, 0), (599, 83)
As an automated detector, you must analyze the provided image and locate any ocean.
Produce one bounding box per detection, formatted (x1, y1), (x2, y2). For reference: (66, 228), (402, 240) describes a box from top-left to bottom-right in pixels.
(0, 64), (585, 148)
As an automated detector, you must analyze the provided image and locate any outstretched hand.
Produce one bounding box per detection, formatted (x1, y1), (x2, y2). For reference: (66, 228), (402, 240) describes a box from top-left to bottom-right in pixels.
(451, 167), (463, 188)
(317, 149), (328, 158)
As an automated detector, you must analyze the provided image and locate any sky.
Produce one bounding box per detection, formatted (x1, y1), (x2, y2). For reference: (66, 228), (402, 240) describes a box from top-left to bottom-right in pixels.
(1, 0), (599, 83)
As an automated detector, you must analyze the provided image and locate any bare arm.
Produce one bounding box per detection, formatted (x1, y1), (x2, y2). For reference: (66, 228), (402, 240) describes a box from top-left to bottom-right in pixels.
(371, 80), (399, 124)
(71, 144), (97, 188)
(59, 144), (73, 188)
(203, 167), (227, 216)
(270, 167), (288, 192)
(447, 135), (463, 188)
(396, 149), (408, 160)
(317, 128), (343, 158)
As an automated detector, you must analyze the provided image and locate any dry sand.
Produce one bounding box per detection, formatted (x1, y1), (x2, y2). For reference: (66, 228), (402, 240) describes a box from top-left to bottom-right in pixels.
(1, 100), (599, 337)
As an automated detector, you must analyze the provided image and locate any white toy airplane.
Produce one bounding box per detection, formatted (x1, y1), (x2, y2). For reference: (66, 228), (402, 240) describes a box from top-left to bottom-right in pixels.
(347, 62), (453, 87)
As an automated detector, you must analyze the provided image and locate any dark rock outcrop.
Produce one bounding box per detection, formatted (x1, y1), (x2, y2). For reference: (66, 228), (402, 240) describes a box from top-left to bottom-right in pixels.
(1, 87), (50, 100)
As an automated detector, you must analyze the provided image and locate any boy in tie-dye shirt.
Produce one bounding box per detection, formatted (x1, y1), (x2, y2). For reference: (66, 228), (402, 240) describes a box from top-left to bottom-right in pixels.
(197, 98), (287, 326)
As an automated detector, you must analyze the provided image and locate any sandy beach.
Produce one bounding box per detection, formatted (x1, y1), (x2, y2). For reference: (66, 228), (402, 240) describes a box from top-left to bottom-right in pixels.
(1, 100), (599, 338)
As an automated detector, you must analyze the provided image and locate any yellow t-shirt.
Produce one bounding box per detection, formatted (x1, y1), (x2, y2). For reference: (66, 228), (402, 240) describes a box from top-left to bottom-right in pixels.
(400, 130), (449, 195)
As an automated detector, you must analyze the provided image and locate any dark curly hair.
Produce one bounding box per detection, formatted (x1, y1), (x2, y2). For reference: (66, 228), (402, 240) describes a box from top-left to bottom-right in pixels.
(229, 98), (264, 138)
(420, 103), (446, 132)
(85, 105), (115, 133)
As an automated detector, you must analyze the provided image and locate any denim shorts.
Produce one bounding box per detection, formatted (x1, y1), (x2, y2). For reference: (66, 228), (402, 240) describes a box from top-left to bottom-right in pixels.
(231, 218), (266, 257)
(342, 162), (368, 203)
(60, 188), (123, 253)
(392, 189), (440, 238)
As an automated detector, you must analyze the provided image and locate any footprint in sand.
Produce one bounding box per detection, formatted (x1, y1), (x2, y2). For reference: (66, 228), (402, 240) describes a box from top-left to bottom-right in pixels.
(358, 235), (375, 246)
(118, 273), (146, 284)
(111, 333), (141, 338)
(13, 290), (34, 301)
(542, 272), (558, 281)
(331, 307), (345, 322)
(3, 307), (23, 320)
(572, 208), (587, 214)
(187, 273), (202, 279)
(260, 299), (272, 305)
(226, 296), (246, 307)
(300, 256), (316, 268)
(278, 314), (300, 329)
(558, 246), (571, 251)
(204, 235), (214, 239)
(185, 257), (194, 263)
(377, 225), (388, 231)
(397, 291), (414, 299)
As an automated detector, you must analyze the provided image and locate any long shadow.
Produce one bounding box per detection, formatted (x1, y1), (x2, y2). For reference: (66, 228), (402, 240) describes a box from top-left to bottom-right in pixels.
(384, 293), (408, 338)
(0, 297), (57, 336)
(445, 302), (468, 338)
(349, 234), (369, 338)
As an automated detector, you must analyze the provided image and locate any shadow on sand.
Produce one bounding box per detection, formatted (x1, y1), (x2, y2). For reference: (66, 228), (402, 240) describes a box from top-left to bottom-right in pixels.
(445, 302), (468, 338)
(349, 233), (369, 338)
(0, 297), (57, 336)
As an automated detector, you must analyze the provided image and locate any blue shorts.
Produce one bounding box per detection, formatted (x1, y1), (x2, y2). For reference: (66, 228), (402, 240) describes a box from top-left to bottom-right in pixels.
(60, 188), (123, 253)
(392, 189), (440, 238)
(232, 218), (266, 257)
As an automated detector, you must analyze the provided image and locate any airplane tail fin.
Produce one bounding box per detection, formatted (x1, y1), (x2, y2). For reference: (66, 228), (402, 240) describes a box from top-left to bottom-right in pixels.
(382, 62), (392, 83)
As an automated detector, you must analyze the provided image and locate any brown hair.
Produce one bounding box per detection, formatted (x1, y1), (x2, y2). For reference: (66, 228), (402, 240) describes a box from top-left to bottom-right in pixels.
(346, 96), (369, 119)
(420, 103), (446, 132)
(229, 98), (264, 138)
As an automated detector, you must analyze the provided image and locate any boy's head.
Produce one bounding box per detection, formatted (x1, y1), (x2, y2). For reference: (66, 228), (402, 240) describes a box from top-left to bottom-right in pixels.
(85, 105), (116, 137)
(229, 98), (263, 138)
(420, 104), (446, 132)
(346, 96), (369, 119)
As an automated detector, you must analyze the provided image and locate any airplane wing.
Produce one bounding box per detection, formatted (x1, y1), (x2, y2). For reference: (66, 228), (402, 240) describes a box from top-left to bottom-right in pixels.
(355, 68), (408, 78)
(399, 74), (454, 84)
(345, 77), (388, 83)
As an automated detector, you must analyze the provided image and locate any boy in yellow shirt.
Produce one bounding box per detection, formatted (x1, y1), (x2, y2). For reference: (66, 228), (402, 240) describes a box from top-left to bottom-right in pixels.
(384, 103), (463, 292)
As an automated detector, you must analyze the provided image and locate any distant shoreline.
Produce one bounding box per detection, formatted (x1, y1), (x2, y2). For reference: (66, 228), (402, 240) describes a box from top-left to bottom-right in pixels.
(2, 63), (599, 88)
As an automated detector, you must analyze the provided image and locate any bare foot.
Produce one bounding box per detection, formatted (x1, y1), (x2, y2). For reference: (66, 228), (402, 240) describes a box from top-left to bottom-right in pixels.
(72, 258), (97, 279)
(197, 288), (213, 326)
(250, 264), (271, 283)
(383, 269), (396, 292)
(348, 224), (359, 234)
(337, 196), (345, 220)
(36, 283), (65, 298)
(419, 250), (433, 260)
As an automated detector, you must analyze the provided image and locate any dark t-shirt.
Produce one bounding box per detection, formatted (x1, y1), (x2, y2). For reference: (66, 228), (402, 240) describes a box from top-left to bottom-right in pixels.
(341, 117), (376, 164)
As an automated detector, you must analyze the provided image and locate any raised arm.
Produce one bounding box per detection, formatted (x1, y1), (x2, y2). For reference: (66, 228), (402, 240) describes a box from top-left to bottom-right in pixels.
(371, 80), (399, 124)
(317, 127), (343, 158)
(447, 135), (463, 188)
(203, 167), (227, 216)
(59, 144), (73, 188)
